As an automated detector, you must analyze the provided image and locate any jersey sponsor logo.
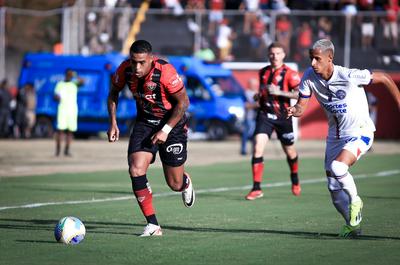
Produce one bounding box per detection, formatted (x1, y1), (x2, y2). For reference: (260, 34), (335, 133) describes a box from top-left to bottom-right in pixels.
(144, 94), (156, 100)
(322, 103), (348, 113)
(170, 74), (182, 87)
(146, 81), (157, 91)
(147, 119), (161, 125)
(335, 89), (346, 100)
(348, 72), (367, 80)
(166, 143), (183, 155)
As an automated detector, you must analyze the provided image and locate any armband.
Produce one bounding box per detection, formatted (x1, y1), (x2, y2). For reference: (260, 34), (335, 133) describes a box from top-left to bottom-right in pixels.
(162, 124), (173, 134)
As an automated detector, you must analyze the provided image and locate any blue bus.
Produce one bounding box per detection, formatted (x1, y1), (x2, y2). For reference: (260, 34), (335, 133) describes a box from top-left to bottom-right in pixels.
(19, 54), (245, 140)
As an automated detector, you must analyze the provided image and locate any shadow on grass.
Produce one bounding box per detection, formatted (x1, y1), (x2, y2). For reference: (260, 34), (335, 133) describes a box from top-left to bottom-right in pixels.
(1, 218), (399, 241)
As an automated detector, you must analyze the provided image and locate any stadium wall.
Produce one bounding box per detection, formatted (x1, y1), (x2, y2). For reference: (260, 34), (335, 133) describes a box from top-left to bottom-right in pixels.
(233, 71), (400, 140)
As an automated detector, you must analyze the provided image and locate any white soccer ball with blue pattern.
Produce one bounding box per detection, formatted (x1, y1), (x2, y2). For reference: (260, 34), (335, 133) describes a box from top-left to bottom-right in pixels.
(54, 216), (86, 245)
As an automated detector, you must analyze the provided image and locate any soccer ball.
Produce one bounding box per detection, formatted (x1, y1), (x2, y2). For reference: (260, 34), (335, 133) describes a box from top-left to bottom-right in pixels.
(54, 216), (86, 245)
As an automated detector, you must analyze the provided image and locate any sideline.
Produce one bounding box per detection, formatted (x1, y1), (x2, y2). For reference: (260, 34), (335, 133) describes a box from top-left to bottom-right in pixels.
(0, 169), (399, 212)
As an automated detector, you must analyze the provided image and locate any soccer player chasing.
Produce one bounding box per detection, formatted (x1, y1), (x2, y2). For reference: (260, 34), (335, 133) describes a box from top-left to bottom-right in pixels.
(246, 42), (302, 200)
(107, 40), (195, 237)
(287, 39), (400, 237)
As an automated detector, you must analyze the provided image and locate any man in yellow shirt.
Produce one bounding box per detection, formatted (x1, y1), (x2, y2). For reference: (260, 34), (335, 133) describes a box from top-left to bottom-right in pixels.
(54, 69), (84, 156)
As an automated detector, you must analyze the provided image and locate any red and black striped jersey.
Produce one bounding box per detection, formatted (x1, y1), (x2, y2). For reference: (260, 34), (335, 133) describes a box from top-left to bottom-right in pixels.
(258, 64), (300, 118)
(112, 57), (185, 125)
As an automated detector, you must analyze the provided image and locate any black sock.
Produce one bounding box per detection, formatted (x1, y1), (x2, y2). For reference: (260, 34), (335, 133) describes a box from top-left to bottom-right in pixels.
(253, 182), (261, 191)
(146, 214), (158, 225)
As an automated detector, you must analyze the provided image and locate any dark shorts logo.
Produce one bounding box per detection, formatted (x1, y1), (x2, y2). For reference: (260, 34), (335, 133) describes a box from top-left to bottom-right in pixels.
(166, 143), (183, 155)
(336, 89), (346, 100)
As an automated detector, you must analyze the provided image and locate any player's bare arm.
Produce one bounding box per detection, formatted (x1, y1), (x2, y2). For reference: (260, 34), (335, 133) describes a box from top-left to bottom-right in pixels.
(286, 97), (309, 118)
(268, 84), (299, 99)
(107, 85), (120, 142)
(371, 71), (400, 108)
(151, 88), (189, 145)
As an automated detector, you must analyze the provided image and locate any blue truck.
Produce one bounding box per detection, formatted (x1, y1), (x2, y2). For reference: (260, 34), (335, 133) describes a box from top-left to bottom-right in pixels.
(18, 54), (245, 140)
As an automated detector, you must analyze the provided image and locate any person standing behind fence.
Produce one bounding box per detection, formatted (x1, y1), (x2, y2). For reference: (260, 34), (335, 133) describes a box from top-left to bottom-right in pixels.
(0, 79), (12, 138)
(54, 69), (84, 156)
(240, 78), (258, 155)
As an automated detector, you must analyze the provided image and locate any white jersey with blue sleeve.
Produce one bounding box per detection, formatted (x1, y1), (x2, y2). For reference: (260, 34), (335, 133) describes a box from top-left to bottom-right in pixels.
(299, 65), (375, 139)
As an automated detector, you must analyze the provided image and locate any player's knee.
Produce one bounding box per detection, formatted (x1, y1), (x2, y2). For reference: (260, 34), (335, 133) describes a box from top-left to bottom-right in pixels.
(166, 177), (182, 191)
(330, 160), (349, 178)
(128, 165), (146, 177)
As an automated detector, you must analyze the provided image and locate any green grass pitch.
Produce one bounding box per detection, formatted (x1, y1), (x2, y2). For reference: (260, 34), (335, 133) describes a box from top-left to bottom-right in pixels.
(0, 154), (399, 265)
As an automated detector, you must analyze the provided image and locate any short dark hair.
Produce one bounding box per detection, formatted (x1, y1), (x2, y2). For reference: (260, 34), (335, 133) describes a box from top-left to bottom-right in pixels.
(130, 40), (152, 54)
(268, 42), (286, 52)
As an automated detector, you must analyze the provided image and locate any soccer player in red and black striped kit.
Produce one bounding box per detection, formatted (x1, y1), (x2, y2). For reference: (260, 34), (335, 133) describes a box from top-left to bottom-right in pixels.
(245, 42), (302, 200)
(107, 40), (195, 236)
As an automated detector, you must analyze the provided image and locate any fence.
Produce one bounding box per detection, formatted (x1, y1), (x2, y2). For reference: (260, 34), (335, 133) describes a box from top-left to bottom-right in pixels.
(1, 6), (399, 86)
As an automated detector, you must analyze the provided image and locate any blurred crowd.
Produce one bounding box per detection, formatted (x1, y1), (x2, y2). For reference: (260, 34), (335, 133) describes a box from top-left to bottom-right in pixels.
(0, 79), (36, 138)
(81, 0), (399, 64)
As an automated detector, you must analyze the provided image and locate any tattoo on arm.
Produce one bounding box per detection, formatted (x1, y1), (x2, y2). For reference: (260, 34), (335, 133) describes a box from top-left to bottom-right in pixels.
(167, 88), (189, 127)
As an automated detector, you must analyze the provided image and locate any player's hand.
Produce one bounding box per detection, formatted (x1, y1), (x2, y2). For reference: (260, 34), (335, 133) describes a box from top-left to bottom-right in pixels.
(151, 130), (168, 145)
(267, 84), (282, 96)
(107, 125), (120, 142)
(286, 106), (296, 119)
(253, 93), (260, 101)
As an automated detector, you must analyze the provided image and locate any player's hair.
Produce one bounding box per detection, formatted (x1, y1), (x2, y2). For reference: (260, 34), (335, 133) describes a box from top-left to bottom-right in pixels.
(268, 42), (286, 52)
(130, 40), (152, 54)
(312, 39), (335, 55)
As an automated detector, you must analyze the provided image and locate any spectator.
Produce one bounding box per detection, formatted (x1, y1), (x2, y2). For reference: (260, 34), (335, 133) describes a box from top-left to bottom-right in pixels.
(294, 21), (313, 64)
(0, 79), (12, 138)
(275, 15), (292, 58)
(383, 0), (399, 48)
(163, 0), (184, 16)
(240, 78), (258, 155)
(241, 0), (260, 35)
(194, 37), (216, 62)
(317, 16), (333, 40)
(23, 83), (36, 138)
(216, 18), (236, 61)
(208, 0), (225, 36)
(249, 15), (268, 61)
(358, 1), (376, 51)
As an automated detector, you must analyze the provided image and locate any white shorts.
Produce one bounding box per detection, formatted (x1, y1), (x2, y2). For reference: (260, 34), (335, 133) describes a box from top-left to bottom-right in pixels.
(361, 23), (374, 37)
(324, 131), (374, 171)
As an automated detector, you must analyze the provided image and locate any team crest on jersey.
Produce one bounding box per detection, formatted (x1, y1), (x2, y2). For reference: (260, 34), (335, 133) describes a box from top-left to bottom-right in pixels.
(146, 81), (157, 91)
(335, 89), (346, 100)
(275, 75), (283, 83)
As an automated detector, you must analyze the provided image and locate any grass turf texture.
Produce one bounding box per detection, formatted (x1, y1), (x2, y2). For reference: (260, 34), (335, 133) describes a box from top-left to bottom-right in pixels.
(0, 154), (399, 265)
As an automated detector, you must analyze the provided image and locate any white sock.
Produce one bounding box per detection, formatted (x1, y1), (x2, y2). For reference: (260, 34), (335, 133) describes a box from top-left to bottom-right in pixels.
(338, 172), (360, 203)
(331, 160), (360, 203)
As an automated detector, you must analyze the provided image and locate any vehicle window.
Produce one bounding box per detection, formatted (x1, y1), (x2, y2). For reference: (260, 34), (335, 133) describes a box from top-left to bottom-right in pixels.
(185, 76), (210, 100)
(206, 76), (244, 98)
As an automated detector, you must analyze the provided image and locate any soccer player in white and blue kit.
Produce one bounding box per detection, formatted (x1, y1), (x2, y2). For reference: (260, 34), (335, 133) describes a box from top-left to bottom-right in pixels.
(287, 39), (400, 238)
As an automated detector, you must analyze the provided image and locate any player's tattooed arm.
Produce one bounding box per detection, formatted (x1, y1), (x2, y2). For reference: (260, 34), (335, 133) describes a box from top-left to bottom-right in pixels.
(166, 88), (190, 128)
(151, 87), (189, 145)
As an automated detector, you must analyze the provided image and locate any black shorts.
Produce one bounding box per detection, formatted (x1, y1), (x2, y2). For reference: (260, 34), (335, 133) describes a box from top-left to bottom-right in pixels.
(253, 111), (295, 146)
(127, 118), (188, 167)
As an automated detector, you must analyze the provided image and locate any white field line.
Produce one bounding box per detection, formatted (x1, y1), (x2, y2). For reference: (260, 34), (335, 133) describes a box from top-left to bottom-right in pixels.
(0, 169), (399, 212)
